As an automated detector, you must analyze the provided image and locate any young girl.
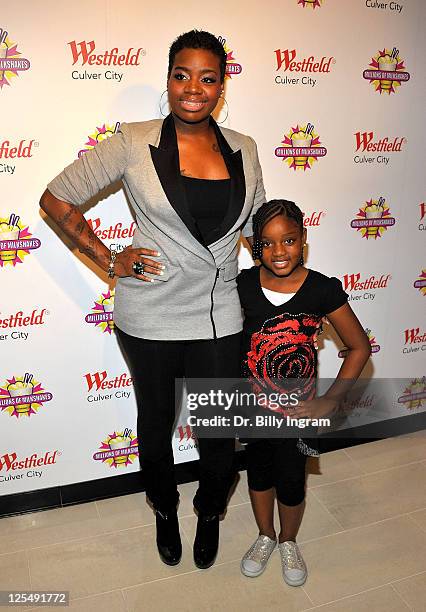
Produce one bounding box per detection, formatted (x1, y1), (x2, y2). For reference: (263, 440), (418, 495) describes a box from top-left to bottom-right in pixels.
(237, 199), (371, 586)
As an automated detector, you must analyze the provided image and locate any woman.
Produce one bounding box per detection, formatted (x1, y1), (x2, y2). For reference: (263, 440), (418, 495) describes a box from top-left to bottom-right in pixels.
(40, 30), (265, 569)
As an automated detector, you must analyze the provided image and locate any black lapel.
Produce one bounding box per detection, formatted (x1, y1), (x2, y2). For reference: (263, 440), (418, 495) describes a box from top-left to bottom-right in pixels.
(149, 114), (204, 243)
(149, 114), (246, 247)
(204, 118), (246, 245)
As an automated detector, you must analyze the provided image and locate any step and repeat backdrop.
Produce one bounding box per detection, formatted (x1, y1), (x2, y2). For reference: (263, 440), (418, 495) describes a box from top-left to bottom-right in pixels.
(1, 0), (425, 495)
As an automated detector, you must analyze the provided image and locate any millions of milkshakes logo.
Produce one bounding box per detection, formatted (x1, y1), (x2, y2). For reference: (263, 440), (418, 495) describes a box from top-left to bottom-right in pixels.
(414, 270), (426, 296)
(353, 131), (406, 166)
(398, 377), (426, 410)
(275, 123), (327, 171)
(0, 214), (41, 266)
(339, 328), (380, 358)
(78, 122), (121, 157)
(298, 0), (324, 8)
(0, 373), (53, 418)
(68, 40), (144, 82)
(363, 47), (410, 94)
(350, 197), (395, 239)
(92, 428), (138, 468)
(0, 28), (30, 90)
(85, 289), (115, 334)
(217, 36), (242, 78)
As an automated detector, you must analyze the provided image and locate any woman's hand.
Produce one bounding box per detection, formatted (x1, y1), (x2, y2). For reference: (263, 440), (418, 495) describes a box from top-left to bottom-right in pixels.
(291, 396), (339, 420)
(114, 246), (165, 281)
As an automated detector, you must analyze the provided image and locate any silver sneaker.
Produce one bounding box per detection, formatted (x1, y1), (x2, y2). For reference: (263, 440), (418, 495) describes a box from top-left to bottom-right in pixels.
(241, 535), (276, 577)
(278, 540), (307, 586)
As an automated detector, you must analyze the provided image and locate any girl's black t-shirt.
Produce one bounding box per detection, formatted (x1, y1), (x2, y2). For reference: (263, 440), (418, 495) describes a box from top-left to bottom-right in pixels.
(237, 266), (348, 385)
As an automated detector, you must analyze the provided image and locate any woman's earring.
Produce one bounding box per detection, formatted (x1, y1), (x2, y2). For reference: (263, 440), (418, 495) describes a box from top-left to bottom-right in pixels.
(159, 90), (169, 117)
(216, 95), (229, 124)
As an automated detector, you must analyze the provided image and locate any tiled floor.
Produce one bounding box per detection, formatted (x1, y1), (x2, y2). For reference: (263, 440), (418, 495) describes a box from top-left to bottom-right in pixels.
(1, 432), (425, 611)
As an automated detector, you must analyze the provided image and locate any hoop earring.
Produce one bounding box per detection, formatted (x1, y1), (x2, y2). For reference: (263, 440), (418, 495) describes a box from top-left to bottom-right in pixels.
(159, 90), (169, 117)
(216, 95), (229, 124)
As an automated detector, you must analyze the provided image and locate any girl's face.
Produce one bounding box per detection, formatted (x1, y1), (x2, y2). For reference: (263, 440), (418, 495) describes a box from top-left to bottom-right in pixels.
(167, 48), (223, 124)
(260, 214), (306, 278)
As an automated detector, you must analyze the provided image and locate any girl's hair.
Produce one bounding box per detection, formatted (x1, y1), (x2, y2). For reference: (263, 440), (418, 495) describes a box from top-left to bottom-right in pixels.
(252, 199), (304, 260)
(168, 30), (227, 83)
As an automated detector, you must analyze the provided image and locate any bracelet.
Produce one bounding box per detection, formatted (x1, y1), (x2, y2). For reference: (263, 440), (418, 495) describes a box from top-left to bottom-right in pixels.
(107, 250), (117, 279)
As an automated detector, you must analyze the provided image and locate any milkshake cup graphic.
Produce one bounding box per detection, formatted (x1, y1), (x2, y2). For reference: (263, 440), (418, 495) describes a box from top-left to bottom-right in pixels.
(109, 432), (132, 465)
(291, 124), (313, 168)
(378, 48), (398, 91)
(96, 122), (120, 144)
(102, 297), (114, 330)
(7, 373), (33, 415)
(365, 198), (385, 237)
(0, 30), (8, 82)
(0, 214), (20, 262)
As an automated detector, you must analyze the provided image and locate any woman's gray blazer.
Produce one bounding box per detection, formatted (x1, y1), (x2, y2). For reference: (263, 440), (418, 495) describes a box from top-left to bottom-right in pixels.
(48, 114), (266, 340)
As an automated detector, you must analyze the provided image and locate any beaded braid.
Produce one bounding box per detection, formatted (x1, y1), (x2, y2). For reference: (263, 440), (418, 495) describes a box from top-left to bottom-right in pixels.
(252, 199), (304, 261)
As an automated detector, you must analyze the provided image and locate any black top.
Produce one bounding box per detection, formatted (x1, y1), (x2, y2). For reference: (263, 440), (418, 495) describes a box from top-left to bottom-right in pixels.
(237, 266), (348, 384)
(182, 176), (230, 245)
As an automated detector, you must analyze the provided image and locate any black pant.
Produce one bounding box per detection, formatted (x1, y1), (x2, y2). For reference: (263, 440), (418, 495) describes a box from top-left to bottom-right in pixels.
(116, 327), (241, 515)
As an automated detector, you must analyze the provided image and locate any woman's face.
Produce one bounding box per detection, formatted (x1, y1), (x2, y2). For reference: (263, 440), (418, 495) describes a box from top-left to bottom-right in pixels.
(167, 47), (223, 124)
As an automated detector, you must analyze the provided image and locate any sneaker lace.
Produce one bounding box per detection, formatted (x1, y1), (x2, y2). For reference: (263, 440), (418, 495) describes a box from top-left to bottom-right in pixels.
(280, 542), (304, 570)
(245, 536), (275, 563)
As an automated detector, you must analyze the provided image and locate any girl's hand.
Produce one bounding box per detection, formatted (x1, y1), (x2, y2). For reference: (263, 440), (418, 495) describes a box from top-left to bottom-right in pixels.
(313, 317), (328, 349)
(114, 246), (165, 281)
(291, 396), (339, 419)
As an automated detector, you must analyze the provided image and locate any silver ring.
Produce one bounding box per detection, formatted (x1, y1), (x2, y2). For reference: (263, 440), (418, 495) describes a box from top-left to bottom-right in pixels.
(132, 261), (145, 275)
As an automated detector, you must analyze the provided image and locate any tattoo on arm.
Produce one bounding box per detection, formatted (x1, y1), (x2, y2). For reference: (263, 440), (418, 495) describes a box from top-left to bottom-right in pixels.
(79, 229), (97, 260)
(180, 168), (193, 177)
(75, 220), (85, 236)
(57, 206), (78, 227)
(212, 143), (220, 153)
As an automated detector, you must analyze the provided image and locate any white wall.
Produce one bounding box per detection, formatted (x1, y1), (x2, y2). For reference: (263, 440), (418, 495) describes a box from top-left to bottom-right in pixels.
(1, 0), (425, 494)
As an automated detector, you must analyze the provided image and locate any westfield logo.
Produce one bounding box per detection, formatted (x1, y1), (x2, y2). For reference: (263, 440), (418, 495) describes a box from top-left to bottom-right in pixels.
(84, 370), (133, 392)
(354, 132), (405, 152)
(87, 218), (135, 240)
(343, 273), (390, 291)
(275, 49), (334, 72)
(0, 451), (59, 471)
(0, 140), (35, 159)
(404, 328), (426, 344)
(68, 41), (143, 66)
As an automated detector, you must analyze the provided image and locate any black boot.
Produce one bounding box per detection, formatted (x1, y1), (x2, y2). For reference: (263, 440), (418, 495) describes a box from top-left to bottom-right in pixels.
(193, 514), (219, 569)
(155, 508), (182, 566)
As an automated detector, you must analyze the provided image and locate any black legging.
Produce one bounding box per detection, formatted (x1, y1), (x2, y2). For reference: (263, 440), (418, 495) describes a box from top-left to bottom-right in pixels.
(246, 439), (307, 506)
(116, 327), (241, 515)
